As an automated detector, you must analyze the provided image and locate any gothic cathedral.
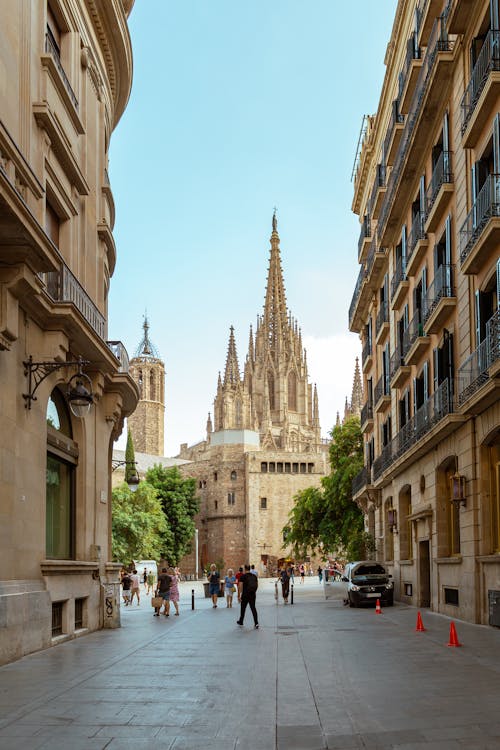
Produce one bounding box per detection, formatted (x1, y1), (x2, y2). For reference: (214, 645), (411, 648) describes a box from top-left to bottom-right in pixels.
(128, 318), (165, 456)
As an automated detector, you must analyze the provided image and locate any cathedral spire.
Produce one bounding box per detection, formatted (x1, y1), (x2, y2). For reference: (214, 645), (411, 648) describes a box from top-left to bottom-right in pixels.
(134, 313), (161, 359)
(223, 326), (240, 386)
(313, 384), (319, 428)
(262, 211), (288, 355)
(350, 357), (363, 417)
(248, 324), (254, 362)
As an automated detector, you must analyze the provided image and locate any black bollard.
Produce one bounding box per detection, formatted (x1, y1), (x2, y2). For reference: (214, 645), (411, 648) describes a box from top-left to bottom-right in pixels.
(291, 583), (294, 605)
(191, 589), (195, 610)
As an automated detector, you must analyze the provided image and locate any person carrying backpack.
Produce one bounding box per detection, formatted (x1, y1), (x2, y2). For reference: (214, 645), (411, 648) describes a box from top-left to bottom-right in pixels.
(236, 564), (259, 629)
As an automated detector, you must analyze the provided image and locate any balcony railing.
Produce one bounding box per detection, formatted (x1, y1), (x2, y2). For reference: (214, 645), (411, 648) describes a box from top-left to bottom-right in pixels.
(45, 31), (79, 111)
(107, 341), (130, 373)
(369, 163), (386, 216)
(461, 29), (500, 135)
(352, 466), (371, 495)
(390, 344), (405, 380)
(422, 263), (454, 324)
(459, 174), (500, 266)
(398, 34), (422, 98)
(407, 210), (426, 262)
(361, 402), (373, 427)
(378, 10), (454, 240)
(382, 100), (404, 163)
(358, 214), (372, 258)
(390, 256), (407, 301)
(426, 150), (453, 214)
(458, 309), (500, 404)
(376, 301), (389, 337)
(372, 378), (453, 481)
(374, 373), (390, 404)
(45, 264), (105, 339)
(403, 309), (425, 354)
(362, 337), (372, 365)
(349, 265), (366, 327)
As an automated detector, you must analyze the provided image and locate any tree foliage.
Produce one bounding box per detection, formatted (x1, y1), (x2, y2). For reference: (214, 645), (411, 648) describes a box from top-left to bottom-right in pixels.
(145, 465), (199, 565)
(284, 417), (373, 560)
(111, 482), (170, 565)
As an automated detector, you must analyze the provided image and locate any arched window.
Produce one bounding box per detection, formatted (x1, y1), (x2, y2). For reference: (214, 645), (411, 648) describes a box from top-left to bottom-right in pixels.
(487, 439), (500, 553)
(46, 389), (77, 560)
(436, 457), (460, 557)
(150, 370), (156, 401)
(398, 485), (412, 560)
(231, 470), (237, 481)
(288, 371), (297, 411)
(268, 372), (275, 410)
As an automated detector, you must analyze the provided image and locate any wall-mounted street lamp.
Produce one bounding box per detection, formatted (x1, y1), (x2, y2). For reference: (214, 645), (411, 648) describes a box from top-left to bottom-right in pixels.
(23, 356), (93, 417)
(451, 471), (466, 507)
(111, 459), (140, 492)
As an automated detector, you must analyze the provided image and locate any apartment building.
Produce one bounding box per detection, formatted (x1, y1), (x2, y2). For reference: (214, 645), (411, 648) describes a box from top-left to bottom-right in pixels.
(350, 0), (500, 626)
(0, 0), (138, 663)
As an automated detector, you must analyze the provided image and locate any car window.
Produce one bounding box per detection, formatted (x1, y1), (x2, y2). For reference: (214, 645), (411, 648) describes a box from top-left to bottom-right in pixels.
(355, 564), (386, 575)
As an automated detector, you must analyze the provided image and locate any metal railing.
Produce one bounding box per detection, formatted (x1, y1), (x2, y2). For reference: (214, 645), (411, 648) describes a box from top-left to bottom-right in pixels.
(362, 337), (372, 365)
(378, 9), (454, 240)
(373, 378), (452, 481)
(459, 174), (500, 266)
(361, 402), (373, 427)
(369, 163), (386, 216)
(390, 344), (405, 380)
(426, 150), (453, 215)
(461, 29), (500, 135)
(403, 308), (425, 354)
(352, 466), (371, 495)
(382, 100), (404, 165)
(45, 264), (105, 339)
(107, 341), (130, 373)
(390, 255), (407, 301)
(407, 210), (426, 263)
(349, 265), (366, 327)
(422, 263), (454, 324)
(398, 34), (422, 100)
(45, 31), (79, 111)
(457, 309), (500, 404)
(376, 301), (389, 337)
(374, 373), (390, 404)
(358, 214), (371, 257)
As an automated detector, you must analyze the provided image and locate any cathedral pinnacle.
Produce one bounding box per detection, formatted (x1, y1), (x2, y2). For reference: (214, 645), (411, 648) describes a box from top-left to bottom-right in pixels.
(133, 313), (161, 359)
(223, 326), (241, 387)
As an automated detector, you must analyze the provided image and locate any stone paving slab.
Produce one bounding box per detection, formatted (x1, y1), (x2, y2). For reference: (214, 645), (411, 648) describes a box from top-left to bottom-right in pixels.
(0, 580), (500, 749)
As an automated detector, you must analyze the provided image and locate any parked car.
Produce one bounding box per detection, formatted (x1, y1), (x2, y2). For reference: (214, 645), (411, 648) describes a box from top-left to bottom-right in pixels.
(341, 561), (394, 607)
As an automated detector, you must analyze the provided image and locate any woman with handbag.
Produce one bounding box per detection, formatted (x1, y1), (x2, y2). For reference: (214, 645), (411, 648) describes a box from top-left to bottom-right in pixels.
(224, 568), (236, 608)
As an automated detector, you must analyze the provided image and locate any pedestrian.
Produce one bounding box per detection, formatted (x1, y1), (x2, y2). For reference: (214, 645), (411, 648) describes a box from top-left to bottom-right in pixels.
(168, 567), (180, 615)
(121, 571), (132, 606)
(143, 567), (148, 586)
(207, 563), (220, 608)
(224, 568), (236, 608)
(299, 563), (305, 584)
(235, 566), (244, 585)
(146, 569), (155, 595)
(278, 567), (290, 604)
(250, 564), (258, 577)
(317, 565), (323, 583)
(129, 569), (141, 605)
(288, 564), (295, 583)
(154, 567), (172, 616)
(237, 564), (259, 628)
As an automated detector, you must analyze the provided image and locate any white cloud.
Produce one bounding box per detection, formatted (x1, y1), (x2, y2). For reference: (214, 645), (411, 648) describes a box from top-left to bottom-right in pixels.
(303, 332), (362, 436)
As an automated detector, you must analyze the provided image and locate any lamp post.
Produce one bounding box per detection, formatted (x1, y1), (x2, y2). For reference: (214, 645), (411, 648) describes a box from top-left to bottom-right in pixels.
(195, 528), (199, 580)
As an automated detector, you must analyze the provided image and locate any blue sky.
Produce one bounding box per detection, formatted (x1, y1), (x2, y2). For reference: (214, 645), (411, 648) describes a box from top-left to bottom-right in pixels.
(108, 1), (398, 456)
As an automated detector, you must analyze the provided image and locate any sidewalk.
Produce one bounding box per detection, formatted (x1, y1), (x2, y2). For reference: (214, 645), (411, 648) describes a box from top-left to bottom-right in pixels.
(0, 578), (499, 749)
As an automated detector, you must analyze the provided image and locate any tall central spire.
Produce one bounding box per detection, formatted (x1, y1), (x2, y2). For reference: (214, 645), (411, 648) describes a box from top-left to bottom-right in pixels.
(262, 211), (288, 353)
(223, 325), (240, 386)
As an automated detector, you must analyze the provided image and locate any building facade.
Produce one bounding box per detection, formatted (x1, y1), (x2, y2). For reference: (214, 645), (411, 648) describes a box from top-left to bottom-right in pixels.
(0, 0), (138, 664)
(128, 317), (165, 456)
(178, 216), (330, 575)
(350, 0), (500, 625)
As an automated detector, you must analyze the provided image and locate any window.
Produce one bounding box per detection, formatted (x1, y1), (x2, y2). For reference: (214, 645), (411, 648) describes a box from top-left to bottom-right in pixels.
(213, 472), (218, 481)
(384, 498), (394, 561)
(268, 373), (275, 410)
(277, 462), (283, 473)
(235, 399), (242, 427)
(444, 587), (459, 606)
(137, 369), (143, 396)
(285, 463), (291, 473)
(75, 598), (85, 630)
(230, 470), (237, 481)
(45, 200), (60, 247)
(228, 492), (235, 506)
(46, 5), (62, 57)
(260, 497), (267, 510)
(436, 458), (460, 557)
(269, 462), (275, 473)
(300, 463), (306, 473)
(46, 389), (76, 560)
(150, 371), (156, 401)
(308, 463), (314, 473)
(488, 441), (500, 553)
(214, 500), (218, 510)
(292, 463), (298, 473)
(399, 485), (412, 560)
(261, 462), (268, 473)
(52, 601), (63, 637)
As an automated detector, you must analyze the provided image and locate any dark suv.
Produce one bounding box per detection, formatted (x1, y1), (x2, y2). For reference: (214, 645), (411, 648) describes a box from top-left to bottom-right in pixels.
(341, 561), (394, 607)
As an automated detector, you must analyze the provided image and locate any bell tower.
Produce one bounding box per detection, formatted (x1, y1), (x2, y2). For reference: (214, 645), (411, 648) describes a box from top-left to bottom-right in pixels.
(128, 317), (165, 455)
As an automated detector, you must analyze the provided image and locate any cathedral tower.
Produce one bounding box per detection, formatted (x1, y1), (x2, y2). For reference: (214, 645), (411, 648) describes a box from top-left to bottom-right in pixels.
(128, 317), (165, 455)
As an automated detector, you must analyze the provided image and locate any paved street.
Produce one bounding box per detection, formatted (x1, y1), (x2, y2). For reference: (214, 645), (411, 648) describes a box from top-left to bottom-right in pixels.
(0, 578), (500, 749)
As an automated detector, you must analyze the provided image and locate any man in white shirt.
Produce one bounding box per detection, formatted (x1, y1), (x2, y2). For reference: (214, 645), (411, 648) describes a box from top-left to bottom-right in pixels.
(250, 564), (258, 576)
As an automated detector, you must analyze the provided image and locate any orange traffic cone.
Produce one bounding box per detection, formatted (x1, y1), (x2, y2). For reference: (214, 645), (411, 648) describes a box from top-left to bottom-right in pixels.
(375, 599), (382, 615)
(415, 611), (426, 632)
(447, 621), (462, 647)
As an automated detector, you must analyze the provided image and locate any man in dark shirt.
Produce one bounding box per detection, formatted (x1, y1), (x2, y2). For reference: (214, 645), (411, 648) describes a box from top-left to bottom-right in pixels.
(121, 572), (132, 606)
(154, 567), (172, 617)
(237, 564), (259, 629)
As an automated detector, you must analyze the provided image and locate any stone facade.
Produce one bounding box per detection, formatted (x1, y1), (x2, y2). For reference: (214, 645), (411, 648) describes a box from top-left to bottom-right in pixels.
(0, 0), (138, 664)
(350, 0), (500, 626)
(178, 217), (329, 576)
(128, 318), (165, 456)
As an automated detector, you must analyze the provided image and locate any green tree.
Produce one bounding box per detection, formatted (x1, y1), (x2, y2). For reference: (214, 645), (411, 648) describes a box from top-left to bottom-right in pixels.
(284, 417), (373, 560)
(111, 482), (171, 565)
(145, 465), (199, 565)
(124, 429), (136, 484)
